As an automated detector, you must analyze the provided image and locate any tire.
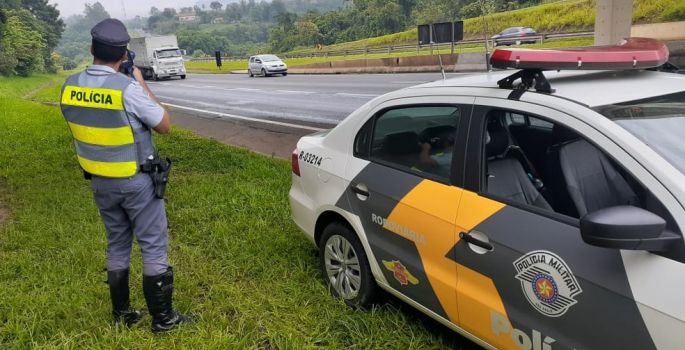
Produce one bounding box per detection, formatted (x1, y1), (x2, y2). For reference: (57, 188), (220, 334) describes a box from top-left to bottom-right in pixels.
(261, 68), (269, 77)
(180, 75), (186, 80)
(153, 74), (159, 81)
(319, 222), (379, 309)
(248, 69), (254, 77)
(515, 40), (522, 45)
(282, 72), (288, 76)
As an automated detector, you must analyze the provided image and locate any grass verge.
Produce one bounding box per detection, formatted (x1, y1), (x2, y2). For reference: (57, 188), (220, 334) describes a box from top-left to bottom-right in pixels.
(0, 74), (452, 348)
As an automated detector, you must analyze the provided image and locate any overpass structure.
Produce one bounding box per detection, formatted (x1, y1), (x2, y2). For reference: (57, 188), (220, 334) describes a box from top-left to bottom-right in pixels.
(594, 0), (633, 46)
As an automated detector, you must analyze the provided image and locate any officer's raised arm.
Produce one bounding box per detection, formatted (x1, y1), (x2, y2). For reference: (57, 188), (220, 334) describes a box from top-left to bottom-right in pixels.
(131, 66), (171, 134)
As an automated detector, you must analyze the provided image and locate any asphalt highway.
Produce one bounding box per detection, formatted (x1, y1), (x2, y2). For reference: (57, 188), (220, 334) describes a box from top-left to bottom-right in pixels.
(147, 72), (462, 129)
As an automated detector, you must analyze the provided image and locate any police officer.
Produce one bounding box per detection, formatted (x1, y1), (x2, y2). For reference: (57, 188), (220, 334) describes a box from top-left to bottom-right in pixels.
(59, 19), (193, 333)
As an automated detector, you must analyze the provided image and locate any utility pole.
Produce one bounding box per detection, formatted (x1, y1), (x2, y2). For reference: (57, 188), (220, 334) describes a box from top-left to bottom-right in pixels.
(121, 0), (127, 20)
(479, 0), (492, 71)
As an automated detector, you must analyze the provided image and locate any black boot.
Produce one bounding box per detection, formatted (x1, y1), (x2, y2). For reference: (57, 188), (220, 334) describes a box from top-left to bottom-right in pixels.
(107, 269), (144, 327)
(143, 267), (195, 333)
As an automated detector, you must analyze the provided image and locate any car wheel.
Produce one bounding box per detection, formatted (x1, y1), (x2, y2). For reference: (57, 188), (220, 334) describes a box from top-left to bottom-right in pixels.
(515, 40), (522, 45)
(180, 75), (186, 80)
(248, 69), (254, 77)
(282, 72), (288, 76)
(319, 222), (379, 309)
(261, 68), (269, 77)
(153, 74), (159, 81)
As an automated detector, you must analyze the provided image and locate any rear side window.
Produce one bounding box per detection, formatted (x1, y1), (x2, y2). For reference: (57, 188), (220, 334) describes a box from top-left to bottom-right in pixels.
(367, 106), (460, 180)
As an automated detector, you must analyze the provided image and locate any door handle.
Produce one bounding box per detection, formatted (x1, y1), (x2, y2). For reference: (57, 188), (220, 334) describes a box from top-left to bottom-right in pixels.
(460, 231), (494, 251)
(350, 183), (369, 197)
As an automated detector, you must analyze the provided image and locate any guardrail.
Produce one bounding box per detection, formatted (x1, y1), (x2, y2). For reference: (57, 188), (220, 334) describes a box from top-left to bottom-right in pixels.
(188, 31), (594, 62)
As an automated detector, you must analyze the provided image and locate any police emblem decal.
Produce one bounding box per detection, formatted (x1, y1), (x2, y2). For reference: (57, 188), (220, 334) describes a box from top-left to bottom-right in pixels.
(513, 250), (582, 317)
(382, 260), (419, 286)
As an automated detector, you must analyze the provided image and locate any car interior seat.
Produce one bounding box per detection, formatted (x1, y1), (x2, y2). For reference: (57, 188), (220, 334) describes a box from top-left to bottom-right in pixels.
(544, 125), (583, 217)
(379, 131), (420, 167)
(550, 124), (639, 217)
(486, 122), (553, 211)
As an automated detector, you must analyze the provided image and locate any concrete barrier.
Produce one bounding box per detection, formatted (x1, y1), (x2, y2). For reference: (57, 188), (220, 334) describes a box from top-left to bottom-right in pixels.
(632, 21), (685, 41)
(293, 54), (460, 73)
(453, 52), (488, 72)
(667, 40), (685, 67)
(285, 39), (685, 74)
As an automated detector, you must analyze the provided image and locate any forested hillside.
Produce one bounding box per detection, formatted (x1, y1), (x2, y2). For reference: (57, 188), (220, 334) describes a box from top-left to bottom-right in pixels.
(55, 0), (685, 63)
(0, 0), (64, 76)
(164, 0), (553, 55)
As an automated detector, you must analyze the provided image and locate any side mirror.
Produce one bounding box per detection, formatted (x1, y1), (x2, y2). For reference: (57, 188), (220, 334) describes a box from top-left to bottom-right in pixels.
(255, 59), (262, 63)
(580, 206), (680, 251)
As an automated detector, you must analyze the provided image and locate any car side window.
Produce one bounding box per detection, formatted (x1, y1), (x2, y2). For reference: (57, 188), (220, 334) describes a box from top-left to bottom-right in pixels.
(366, 105), (460, 180)
(481, 109), (676, 222)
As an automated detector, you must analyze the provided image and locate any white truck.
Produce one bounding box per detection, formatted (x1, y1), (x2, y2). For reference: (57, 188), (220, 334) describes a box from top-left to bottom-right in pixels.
(129, 35), (187, 80)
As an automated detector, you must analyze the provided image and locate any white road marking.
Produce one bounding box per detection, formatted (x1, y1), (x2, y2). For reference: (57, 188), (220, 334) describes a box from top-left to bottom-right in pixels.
(276, 90), (315, 94)
(334, 92), (378, 98)
(391, 81), (427, 84)
(161, 102), (327, 132)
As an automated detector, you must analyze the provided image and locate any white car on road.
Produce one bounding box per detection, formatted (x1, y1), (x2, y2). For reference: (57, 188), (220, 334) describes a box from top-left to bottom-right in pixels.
(289, 38), (685, 349)
(248, 54), (288, 77)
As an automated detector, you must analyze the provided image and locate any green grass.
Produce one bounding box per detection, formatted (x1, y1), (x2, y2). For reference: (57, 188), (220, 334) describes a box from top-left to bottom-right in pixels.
(288, 0), (685, 55)
(186, 36), (594, 74)
(0, 74), (453, 348)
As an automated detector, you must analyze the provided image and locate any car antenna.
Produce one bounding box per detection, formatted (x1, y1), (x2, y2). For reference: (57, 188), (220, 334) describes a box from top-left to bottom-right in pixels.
(430, 24), (446, 81)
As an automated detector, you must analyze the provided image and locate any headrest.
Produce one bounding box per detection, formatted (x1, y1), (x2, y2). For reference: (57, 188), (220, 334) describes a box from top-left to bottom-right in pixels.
(486, 127), (509, 157)
(383, 132), (419, 155)
(553, 124), (579, 143)
(486, 115), (511, 158)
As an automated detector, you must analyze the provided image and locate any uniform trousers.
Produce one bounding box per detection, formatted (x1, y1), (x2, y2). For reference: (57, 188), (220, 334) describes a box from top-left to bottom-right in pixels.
(91, 173), (169, 276)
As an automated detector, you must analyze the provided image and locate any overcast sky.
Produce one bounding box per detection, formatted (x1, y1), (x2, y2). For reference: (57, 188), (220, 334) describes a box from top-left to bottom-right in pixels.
(48, 0), (198, 19)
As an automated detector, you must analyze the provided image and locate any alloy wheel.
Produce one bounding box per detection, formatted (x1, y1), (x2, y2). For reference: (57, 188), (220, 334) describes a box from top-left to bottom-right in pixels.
(323, 234), (362, 300)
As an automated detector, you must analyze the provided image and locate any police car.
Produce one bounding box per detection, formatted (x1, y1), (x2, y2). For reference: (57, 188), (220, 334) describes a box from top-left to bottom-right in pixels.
(289, 38), (685, 350)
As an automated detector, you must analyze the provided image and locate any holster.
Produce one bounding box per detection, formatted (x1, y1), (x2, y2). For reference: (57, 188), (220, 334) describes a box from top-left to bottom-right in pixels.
(142, 155), (172, 199)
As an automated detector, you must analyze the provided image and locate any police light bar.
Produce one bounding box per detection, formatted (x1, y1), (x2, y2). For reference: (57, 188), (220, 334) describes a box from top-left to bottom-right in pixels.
(490, 37), (669, 70)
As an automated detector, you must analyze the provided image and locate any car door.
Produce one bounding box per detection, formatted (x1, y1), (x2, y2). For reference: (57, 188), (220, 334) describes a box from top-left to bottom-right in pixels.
(453, 98), (685, 350)
(248, 57), (254, 72)
(343, 99), (472, 326)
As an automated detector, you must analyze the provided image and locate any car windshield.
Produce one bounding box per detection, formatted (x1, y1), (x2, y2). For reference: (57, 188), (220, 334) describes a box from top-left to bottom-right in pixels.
(157, 49), (182, 58)
(260, 55), (280, 62)
(595, 91), (685, 174)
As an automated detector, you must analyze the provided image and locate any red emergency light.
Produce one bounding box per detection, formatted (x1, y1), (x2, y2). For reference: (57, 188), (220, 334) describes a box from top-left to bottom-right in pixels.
(490, 37), (669, 70)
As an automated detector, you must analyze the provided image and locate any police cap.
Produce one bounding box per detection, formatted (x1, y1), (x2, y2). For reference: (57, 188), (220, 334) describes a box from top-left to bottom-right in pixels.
(91, 19), (130, 47)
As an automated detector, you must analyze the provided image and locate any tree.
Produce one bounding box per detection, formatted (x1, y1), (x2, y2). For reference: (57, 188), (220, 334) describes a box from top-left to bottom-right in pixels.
(55, 2), (110, 66)
(210, 1), (223, 11)
(147, 7), (178, 34)
(0, 9), (47, 76)
(84, 2), (110, 26)
(0, 0), (64, 74)
(412, 0), (466, 24)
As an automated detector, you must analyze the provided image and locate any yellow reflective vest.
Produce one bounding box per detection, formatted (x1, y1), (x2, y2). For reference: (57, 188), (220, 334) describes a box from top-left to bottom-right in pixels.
(60, 71), (154, 178)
